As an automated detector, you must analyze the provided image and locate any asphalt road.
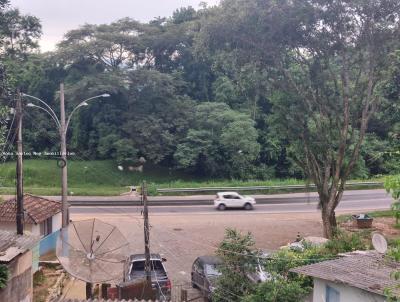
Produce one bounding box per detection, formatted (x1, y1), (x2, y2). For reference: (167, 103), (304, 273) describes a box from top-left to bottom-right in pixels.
(70, 189), (392, 215)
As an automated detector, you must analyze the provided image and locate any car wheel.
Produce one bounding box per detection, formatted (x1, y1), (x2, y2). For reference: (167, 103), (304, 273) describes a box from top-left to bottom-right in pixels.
(218, 204), (226, 211)
(244, 203), (253, 210)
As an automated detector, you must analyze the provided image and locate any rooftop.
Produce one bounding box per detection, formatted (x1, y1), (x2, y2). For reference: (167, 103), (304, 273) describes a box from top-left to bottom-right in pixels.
(0, 194), (61, 224)
(0, 230), (40, 263)
(290, 251), (400, 297)
(59, 299), (158, 302)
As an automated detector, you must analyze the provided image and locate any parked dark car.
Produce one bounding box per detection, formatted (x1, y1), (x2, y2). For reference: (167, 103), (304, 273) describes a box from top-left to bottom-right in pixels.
(191, 256), (222, 301)
(124, 253), (171, 301)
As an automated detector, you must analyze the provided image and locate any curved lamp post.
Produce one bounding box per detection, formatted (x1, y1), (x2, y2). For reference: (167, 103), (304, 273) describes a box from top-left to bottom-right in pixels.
(23, 84), (110, 227)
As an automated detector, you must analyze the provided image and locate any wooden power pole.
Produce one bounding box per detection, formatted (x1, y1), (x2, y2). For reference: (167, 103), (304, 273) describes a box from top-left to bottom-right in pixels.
(142, 181), (151, 282)
(16, 91), (23, 235)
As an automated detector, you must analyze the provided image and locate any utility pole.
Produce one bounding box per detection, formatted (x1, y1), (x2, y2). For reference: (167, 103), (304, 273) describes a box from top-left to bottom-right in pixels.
(16, 91), (23, 235)
(142, 181), (151, 282)
(60, 83), (69, 227)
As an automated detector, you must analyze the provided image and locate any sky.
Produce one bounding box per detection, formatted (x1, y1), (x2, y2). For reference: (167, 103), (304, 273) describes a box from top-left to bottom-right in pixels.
(9, 0), (219, 51)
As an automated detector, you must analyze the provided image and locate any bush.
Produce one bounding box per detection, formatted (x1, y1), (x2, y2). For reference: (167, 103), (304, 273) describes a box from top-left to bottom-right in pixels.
(243, 275), (310, 302)
(266, 246), (333, 277)
(0, 265), (8, 289)
(385, 175), (400, 224)
(213, 229), (258, 302)
(323, 229), (367, 254)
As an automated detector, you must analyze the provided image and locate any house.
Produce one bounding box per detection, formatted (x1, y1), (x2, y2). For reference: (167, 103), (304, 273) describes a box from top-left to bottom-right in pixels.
(0, 230), (40, 302)
(291, 251), (400, 302)
(0, 194), (62, 257)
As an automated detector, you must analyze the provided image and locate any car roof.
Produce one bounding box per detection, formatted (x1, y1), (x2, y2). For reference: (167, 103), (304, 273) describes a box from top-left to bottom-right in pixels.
(217, 192), (239, 195)
(196, 256), (222, 265)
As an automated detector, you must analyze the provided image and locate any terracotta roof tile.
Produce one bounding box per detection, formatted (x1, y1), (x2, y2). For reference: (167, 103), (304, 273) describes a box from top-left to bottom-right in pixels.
(0, 194), (61, 224)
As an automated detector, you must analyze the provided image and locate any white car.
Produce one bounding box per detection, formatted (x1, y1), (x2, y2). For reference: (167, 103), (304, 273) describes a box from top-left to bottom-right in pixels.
(214, 192), (256, 210)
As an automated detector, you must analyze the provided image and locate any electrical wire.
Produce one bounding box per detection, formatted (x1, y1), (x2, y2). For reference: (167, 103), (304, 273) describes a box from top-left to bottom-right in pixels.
(79, 204), (338, 262)
(13, 109), (139, 200)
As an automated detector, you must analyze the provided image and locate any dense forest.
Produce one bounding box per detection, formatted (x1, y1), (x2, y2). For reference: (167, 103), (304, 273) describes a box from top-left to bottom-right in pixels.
(1, 0), (400, 182)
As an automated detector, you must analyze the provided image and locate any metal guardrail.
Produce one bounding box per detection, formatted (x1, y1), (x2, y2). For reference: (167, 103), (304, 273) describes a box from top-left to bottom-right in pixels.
(156, 181), (383, 193)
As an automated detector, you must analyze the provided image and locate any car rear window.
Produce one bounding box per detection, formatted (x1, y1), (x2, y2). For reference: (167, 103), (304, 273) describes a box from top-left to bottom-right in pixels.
(131, 260), (163, 272)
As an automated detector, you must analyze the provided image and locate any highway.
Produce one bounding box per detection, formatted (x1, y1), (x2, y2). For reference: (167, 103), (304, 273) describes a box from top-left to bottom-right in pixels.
(70, 189), (392, 215)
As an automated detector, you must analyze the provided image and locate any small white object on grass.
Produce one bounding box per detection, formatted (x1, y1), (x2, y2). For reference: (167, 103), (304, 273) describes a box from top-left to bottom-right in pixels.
(372, 233), (388, 254)
(117, 165), (123, 171)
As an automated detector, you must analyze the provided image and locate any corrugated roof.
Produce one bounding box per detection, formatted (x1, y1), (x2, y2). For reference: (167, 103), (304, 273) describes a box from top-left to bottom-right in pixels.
(0, 194), (61, 224)
(0, 230), (40, 263)
(290, 251), (400, 297)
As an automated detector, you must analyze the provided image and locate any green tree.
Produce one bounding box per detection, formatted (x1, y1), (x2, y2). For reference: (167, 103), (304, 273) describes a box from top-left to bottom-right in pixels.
(242, 277), (308, 302)
(199, 0), (400, 237)
(213, 229), (257, 302)
(58, 18), (148, 70)
(0, 264), (7, 289)
(174, 102), (260, 178)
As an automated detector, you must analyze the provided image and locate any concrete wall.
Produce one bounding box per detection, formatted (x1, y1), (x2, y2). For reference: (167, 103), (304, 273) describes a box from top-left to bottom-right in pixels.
(313, 278), (385, 302)
(52, 212), (62, 231)
(0, 250), (33, 302)
(30, 224), (40, 236)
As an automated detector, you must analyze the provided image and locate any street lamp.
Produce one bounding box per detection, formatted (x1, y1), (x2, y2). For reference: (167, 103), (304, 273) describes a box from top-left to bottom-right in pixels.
(23, 84), (110, 227)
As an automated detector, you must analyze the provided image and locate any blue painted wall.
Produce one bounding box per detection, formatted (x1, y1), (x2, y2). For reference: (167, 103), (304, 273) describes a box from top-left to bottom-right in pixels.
(39, 230), (60, 257)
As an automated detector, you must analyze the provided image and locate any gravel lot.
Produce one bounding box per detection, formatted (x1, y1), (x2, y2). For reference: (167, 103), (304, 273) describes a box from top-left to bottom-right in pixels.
(71, 210), (323, 286)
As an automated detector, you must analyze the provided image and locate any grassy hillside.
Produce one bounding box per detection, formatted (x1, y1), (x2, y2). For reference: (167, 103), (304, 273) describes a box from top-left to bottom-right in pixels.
(0, 160), (385, 196)
(0, 160), (196, 195)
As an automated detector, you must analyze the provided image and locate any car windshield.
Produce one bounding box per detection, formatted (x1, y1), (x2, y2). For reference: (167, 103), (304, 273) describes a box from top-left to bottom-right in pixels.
(204, 264), (221, 276)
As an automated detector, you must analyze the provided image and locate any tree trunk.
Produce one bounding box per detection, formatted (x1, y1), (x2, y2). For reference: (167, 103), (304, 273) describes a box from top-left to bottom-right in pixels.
(329, 211), (337, 229)
(321, 204), (336, 239)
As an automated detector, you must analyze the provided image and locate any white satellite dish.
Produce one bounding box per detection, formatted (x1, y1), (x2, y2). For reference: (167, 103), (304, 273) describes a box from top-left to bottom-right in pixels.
(372, 233), (388, 254)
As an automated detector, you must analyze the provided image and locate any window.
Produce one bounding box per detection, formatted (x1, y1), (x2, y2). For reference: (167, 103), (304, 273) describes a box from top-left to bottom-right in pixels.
(195, 261), (204, 274)
(204, 264), (221, 277)
(326, 285), (340, 302)
(40, 217), (53, 236)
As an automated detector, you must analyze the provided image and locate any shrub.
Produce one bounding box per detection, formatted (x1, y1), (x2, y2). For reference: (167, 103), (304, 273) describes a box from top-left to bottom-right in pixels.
(385, 175), (400, 224)
(0, 265), (8, 289)
(323, 229), (367, 254)
(243, 275), (310, 302)
(213, 229), (258, 302)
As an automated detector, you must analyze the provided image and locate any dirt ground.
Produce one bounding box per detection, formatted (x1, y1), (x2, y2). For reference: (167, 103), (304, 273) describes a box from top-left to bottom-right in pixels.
(61, 211), (323, 300)
(53, 210), (400, 300)
(72, 211), (322, 283)
(33, 266), (60, 302)
(341, 216), (400, 240)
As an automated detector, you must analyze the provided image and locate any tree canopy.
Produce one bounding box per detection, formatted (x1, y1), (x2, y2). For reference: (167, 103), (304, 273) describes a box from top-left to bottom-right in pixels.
(1, 0), (400, 236)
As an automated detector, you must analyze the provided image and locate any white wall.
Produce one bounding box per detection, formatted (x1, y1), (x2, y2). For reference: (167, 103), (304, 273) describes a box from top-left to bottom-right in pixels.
(31, 224), (40, 236)
(52, 212), (62, 231)
(313, 278), (386, 302)
(0, 212), (61, 237)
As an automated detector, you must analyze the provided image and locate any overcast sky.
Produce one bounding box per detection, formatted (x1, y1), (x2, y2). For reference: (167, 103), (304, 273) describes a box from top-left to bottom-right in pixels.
(9, 0), (219, 51)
